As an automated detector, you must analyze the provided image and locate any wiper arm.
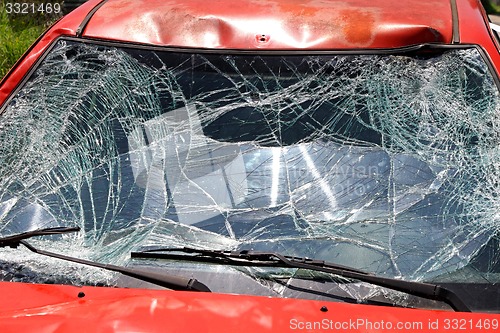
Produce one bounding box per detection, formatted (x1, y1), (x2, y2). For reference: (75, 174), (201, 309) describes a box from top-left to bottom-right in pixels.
(0, 227), (80, 247)
(132, 247), (470, 312)
(0, 228), (210, 292)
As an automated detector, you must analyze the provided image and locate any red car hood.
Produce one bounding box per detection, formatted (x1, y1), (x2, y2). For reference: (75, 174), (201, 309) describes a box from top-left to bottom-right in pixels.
(0, 282), (498, 332)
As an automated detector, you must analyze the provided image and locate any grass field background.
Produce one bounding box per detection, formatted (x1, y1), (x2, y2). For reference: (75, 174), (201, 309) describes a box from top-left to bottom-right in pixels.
(0, 1), (62, 79)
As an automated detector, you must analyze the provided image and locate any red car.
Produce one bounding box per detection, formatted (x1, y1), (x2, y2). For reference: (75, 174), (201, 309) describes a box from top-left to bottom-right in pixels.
(0, 0), (499, 331)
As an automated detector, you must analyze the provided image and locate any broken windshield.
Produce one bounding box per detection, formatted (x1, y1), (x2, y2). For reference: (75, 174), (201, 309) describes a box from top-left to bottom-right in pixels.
(0, 39), (499, 306)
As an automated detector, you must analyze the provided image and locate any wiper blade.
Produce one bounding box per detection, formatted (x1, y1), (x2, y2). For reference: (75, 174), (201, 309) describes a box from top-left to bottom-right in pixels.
(132, 247), (470, 312)
(133, 247), (368, 273)
(0, 227), (80, 247)
(1, 228), (210, 292)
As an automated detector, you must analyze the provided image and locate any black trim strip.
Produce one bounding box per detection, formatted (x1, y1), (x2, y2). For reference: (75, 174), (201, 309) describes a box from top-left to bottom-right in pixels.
(450, 0), (460, 43)
(45, 36), (468, 56)
(76, 0), (109, 37)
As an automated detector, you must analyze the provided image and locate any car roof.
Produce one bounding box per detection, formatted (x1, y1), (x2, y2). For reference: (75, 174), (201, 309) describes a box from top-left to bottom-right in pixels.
(80, 0), (455, 49)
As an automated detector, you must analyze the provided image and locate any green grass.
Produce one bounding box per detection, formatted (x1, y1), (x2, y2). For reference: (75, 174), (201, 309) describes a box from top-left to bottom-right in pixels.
(0, 1), (61, 79)
(482, 0), (500, 14)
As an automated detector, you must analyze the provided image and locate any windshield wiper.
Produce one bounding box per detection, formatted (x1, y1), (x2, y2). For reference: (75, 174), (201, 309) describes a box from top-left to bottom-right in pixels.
(0, 228), (210, 292)
(0, 227), (80, 247)
(131, 247), (470, 312)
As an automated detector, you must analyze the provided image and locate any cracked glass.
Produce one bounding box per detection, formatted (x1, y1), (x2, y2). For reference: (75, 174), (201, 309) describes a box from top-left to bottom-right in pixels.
(0, 39), (499, 310)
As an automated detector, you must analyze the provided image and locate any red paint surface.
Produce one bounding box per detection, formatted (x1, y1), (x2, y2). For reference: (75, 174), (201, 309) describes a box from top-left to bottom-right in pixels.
(0, 282), (499, 333)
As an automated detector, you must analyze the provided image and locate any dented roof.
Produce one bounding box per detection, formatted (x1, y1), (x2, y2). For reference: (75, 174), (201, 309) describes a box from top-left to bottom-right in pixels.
(81, 0), (454, 49)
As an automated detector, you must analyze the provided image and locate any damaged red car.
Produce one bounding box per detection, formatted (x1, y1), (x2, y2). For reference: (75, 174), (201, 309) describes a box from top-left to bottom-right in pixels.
(0, 0), (499, 331)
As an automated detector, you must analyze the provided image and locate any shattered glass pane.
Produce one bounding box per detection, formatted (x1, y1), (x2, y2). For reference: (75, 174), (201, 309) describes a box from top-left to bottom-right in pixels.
(0, 40), (499, 297)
